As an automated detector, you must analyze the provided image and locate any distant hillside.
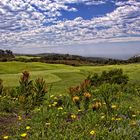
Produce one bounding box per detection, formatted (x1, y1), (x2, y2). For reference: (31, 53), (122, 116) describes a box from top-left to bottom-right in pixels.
(14, 53), (126, 66)
(1, 51), (140, 65)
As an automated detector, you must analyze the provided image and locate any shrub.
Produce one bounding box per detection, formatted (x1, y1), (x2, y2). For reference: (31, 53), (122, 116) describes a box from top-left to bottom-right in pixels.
(16, 71), (48, 114)
(33, 77), (48, 107)
(97, 83), (121, 114)
(69, 80), (92, 110)
(17, 71), (34, 114)
(87, 69), (129, 86)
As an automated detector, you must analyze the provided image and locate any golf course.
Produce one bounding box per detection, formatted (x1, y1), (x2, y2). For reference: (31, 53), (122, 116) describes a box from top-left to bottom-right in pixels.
(1, 61), (140, 94)
(1, 61), (140, 140)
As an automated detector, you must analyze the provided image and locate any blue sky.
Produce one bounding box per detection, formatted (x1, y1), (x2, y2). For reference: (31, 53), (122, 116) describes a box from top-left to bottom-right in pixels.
(0, 0), (140, 59)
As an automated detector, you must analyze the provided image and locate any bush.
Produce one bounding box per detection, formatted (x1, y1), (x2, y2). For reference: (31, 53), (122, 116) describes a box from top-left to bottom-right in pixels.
(17, 71), (34, 114)
(97, 83), (121, 114)
(33, 78), (48, 107)
(87, 69), (129, 86)
(69, 80), (93, 110)
(16, 71), (48, 114)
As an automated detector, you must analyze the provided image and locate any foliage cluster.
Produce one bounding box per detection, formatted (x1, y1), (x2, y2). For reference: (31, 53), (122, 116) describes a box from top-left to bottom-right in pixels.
(0, 71), (47, 114)
(87, 69), (129, 86)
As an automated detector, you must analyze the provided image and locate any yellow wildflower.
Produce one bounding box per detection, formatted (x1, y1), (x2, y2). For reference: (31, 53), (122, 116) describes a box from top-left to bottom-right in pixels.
(130, 120), (137, 126)
(129, 106), (132, 109)
(111, 105), (117, 109)
(45, 123), (51, 126)
(132, 114), (136, 117)
(48, 104), (52, 107)
(50, 95), (54, 98)
(3, 136), (9, 139)
(26, 126), (31, 130)
(63, 112), (67, 115)
(71, 114), (76, 119)
(112, 117), (122, 121)
(58, 107), (63, 110)
(90, 130), (96, 136)
(72, 96), (80, 103)
(93, 98), (97, 101)
(103, 102), (106, 105)
(101, 116), (105, 119)
(18, 116), (22, 121)
(54, 101), (57, 104)
(52, 102), (57, 107)
(36, 108), (41, 111)
(111, 117), (115, 121)
(20, 133), (27, 138)
(116, 117), (122, 121)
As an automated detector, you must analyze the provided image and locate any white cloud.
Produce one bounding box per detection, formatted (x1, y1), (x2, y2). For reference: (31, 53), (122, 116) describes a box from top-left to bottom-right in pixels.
(55, 0), (107, 5)
(0, 0), (140, 50)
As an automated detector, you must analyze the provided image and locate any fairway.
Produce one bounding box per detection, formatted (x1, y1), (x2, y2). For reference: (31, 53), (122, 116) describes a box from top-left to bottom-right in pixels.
(0, 61), (140, 95)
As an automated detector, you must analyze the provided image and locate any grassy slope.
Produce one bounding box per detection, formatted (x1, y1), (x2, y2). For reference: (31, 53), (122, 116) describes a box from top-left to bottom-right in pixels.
(0, 61), (140, 94)
(15, 55), (40, 59)
(1, 62), (140, 139)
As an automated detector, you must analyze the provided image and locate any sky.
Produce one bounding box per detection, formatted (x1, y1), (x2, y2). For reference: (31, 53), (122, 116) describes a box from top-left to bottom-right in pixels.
(0, 0), (140, 59)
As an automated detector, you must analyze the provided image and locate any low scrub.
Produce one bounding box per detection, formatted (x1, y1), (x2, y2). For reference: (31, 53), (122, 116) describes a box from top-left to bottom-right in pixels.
(87, 69), (129, 86)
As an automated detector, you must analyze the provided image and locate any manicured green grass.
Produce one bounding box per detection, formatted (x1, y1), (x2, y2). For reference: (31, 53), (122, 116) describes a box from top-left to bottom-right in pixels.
(0, 62), (140, 94)
(15, 55), (40, 59)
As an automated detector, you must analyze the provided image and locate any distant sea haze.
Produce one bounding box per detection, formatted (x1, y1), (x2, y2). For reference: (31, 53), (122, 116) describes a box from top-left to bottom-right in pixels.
(85, 54), (135, 60)
(11, 41), (140, 60)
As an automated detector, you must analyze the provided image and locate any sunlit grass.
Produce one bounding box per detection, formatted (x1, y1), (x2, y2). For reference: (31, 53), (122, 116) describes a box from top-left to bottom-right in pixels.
(1, 63), (140, 139)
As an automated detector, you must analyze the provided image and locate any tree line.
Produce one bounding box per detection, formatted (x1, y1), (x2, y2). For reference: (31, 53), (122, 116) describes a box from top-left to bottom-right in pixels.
(0, 49), (14, 61)
(0, 49), (140, 65)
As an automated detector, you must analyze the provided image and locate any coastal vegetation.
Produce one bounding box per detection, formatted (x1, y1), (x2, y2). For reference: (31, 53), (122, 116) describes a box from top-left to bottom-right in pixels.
(1, 49), (140, 65)
(0, 61), (140, 139)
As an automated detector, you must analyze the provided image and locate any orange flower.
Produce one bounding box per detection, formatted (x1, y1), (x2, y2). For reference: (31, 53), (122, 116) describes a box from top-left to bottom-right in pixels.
(84, 92), (91, 98)
(72, 96), (80, 103)
(92, 102), (101, 111)
(18, 95), (25, 103)
(130, 120), (137, 126)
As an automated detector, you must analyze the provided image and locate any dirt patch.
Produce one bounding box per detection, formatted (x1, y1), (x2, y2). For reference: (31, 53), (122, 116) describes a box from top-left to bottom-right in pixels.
(0, 114), (17, 135)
